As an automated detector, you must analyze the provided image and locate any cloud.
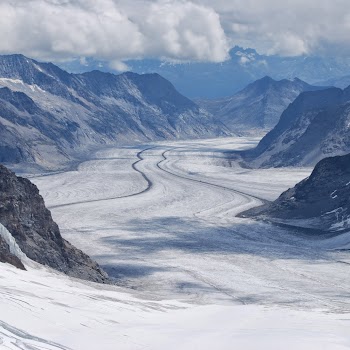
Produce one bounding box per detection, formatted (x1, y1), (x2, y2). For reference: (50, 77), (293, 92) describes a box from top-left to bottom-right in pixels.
(196, 0), (350, 57)
(0, 0), (229, 64)
(1, 0), (350, 66)
(133, 1), (229, 62)
(109, 60), (130, 72)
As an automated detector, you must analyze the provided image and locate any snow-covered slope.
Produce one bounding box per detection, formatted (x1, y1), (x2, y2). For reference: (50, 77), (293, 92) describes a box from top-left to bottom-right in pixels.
(0, 54), (228, 169)
(241, 86), (350, 167)
(196, 76), (325, 132)
(2, 261), (350, 350)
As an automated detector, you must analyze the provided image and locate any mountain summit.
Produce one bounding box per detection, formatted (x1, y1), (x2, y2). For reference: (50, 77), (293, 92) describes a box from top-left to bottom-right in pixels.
(242, 86), (350, 167)
(196, 76), (325, 133)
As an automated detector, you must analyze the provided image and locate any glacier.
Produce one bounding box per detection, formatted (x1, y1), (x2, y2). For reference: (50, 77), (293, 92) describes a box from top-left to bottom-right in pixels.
(1, 136), (350, 349)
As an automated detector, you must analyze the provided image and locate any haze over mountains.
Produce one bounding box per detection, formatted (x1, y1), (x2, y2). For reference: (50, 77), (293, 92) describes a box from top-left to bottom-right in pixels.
(318, 75), (350, 89)
(0, 54), (228, 169)
(60, 47), (350, 98)
(196, 76), (325, 133)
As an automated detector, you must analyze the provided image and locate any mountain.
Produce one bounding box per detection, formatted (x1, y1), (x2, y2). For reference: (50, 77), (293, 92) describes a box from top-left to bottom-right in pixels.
(316, 74), (350, 89)
(0, 54), (228, 169)
(0, 164), (108, 282)
(240, 153), (350, 233)
(58, 47), (350, 98)
(240, 86), (350, 167)
(196, 76), (325, 132)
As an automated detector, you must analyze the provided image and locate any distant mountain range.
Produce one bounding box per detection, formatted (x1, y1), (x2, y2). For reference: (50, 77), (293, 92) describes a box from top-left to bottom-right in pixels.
(196, 76), (325, 133)
(241, 153), (350, 233)
(59, 47), (350, 98)
(241, 86), (350, 167)
(316, 75), (350, 89)
(0, 54), (228, 169)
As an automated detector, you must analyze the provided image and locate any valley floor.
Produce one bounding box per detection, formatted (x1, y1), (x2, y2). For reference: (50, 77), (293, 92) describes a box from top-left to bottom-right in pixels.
(1, 137), (350, 349)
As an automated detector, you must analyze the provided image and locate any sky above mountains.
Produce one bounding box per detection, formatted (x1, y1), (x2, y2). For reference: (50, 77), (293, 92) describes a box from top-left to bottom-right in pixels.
(1, 0), (350, 70)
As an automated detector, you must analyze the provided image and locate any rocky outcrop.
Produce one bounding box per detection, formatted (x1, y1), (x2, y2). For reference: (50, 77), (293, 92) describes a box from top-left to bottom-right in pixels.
(240, 153), (350, 232)
(0, 164), (108, 282)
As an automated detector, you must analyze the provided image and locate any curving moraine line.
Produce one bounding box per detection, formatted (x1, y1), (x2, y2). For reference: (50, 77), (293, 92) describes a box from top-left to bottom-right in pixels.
(48, 147), (155, 209)
(156, 148), (269, 204)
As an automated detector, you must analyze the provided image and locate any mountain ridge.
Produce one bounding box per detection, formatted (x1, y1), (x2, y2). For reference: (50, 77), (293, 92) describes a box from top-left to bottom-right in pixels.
(0, 54), (229, 169)
(58, 46), (350, 98)
(240, 85), (350, 167)
(196, 76), (326, 132)
(240, 153), (350, 233)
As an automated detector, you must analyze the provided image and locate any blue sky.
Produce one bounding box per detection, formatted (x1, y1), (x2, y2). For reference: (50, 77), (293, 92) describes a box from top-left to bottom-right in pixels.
(1, 0), (349, 68)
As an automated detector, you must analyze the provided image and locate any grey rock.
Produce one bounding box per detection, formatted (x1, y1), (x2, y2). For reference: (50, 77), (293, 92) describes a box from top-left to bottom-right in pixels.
(0, 164), (108, 282)
(241, 153), (350, 232)
(241, 86), (350, 167)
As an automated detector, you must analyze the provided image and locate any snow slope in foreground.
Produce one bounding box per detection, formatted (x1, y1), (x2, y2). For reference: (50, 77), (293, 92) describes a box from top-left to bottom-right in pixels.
(1, 262), (350, 350)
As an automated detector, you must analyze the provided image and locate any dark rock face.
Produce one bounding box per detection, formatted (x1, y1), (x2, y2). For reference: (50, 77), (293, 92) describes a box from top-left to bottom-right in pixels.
(0, 54), (228, 169)
(0, 164), (108, 282)
(196, 76), (325, 132)
(241, 86), (350, 167)
(241, 153), (350, 232)
(0, 235), (25, 270)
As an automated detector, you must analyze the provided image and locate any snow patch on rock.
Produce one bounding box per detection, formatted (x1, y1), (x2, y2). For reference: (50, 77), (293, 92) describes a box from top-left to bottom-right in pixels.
(0, 222), (28, 263)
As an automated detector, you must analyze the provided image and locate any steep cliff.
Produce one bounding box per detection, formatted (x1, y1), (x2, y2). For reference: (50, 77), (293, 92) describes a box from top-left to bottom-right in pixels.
(241, 87), (350, 167)
(0, 164), (108, 282)
(240, 153), (350, 232)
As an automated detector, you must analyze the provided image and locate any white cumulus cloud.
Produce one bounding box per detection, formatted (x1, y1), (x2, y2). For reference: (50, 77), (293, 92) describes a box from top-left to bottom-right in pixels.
(196, 0), (350, 57)
(1, 0), (350, 65)
(0, 0), (229, 63)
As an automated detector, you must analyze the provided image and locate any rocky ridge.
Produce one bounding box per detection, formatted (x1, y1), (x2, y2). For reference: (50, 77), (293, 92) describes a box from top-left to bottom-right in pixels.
(0, 54), (228, 169)
(0, 164), (108, 282)
(240, 153), (350, 232)
(241, 86), (350, 167)
(196, 76), (325, 133)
